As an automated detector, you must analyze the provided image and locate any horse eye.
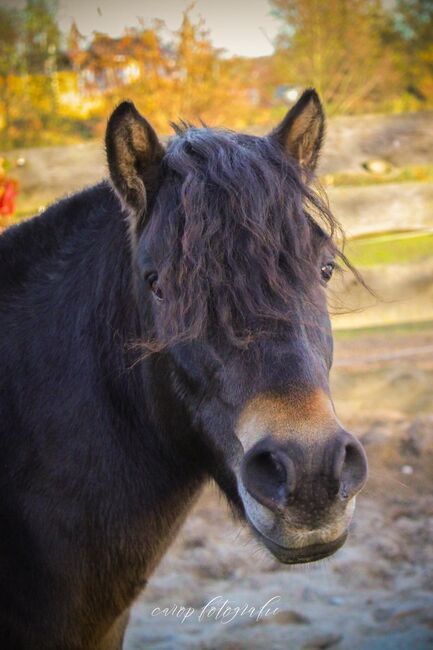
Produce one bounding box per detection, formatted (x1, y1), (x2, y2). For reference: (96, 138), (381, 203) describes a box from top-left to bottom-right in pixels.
(321, 261), (335, 283)
(146, 272), (163, 301)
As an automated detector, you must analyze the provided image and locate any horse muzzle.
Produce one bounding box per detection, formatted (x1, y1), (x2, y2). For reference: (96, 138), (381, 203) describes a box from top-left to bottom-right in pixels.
(236, 428), (367, 564)
(247, 518), (349, 564)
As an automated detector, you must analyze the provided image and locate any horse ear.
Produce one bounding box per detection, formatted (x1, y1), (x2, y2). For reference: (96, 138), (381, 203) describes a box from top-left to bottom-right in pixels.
(105, 101), (164, 222)
(270, 88), (325, 172)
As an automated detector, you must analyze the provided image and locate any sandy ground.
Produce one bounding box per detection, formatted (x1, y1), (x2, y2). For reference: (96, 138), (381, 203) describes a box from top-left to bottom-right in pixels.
(123, 324), (433, 650)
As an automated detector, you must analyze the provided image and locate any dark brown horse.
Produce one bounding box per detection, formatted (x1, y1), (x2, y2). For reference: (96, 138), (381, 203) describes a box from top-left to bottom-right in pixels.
(0, 89), (367, 649)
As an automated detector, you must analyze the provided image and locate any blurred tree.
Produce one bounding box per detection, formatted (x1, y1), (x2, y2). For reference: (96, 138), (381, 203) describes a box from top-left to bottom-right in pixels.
(23, 0), (61, 74)
(271, 0), (398, 113)
(0, 7), (22, 134)
(385, 0), (433, 101)
(0, 0), (66, 147)
(67, 20), (85, 72)
(120, 23), (165, 83)
(77, 24), (165, 95)
(168, 6), (261, 126)
(158, 5), (223, 119)
(80, 32), (120, 90)
(114, 7), (248, 130)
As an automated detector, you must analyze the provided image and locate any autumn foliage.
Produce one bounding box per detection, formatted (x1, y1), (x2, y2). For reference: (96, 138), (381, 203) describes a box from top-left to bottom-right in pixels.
(0, 0), (432, 149)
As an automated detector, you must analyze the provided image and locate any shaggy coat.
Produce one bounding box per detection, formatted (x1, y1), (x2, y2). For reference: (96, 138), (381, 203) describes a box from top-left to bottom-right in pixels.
(0, 89), (367, 649)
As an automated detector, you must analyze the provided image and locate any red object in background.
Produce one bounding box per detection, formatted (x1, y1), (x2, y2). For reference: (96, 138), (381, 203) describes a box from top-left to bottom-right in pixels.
(0, 179), (18, 219)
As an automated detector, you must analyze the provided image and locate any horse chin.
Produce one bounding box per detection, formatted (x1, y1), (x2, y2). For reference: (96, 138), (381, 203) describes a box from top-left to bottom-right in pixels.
(249, 521), (348, 564)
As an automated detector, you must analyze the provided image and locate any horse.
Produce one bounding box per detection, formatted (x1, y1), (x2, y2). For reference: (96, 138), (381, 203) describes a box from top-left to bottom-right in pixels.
(0, 89), (367, 650)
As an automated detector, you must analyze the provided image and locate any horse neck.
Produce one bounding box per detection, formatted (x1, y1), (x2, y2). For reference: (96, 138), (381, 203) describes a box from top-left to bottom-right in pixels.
(77, 196), (210, 577)
(56, 187), (211, 581)
(0, 185), (208, 625)
(10, 183), (206, 547)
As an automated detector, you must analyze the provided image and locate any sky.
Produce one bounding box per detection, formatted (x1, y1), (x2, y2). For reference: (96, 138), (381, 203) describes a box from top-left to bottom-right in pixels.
(1, 0), (280, 57)
(55, 0), (280, 57)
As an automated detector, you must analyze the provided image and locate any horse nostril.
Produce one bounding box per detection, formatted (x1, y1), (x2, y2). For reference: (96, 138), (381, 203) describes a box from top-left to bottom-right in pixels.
(331, 433), (368, 500)
(241, 441), (296, 512)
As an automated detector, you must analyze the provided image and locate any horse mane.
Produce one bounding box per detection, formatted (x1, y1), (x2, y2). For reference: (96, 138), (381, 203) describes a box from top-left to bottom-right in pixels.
(142, 125), (354, 351)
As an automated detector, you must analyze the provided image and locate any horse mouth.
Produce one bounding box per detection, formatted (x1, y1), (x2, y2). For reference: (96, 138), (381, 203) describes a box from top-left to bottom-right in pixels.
(250, 523), (348, 564)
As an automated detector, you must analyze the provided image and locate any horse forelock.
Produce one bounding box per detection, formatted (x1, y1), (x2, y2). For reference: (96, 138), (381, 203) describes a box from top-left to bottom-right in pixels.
(142, 126), (344, 350)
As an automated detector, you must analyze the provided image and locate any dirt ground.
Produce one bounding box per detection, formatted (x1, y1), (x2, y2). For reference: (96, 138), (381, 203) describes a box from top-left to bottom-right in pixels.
(124, 323), (433, 650)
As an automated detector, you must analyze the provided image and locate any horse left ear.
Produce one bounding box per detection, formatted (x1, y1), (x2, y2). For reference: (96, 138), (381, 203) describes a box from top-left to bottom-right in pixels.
(270, 88), (325, 172)
(105, 101), (164, 224)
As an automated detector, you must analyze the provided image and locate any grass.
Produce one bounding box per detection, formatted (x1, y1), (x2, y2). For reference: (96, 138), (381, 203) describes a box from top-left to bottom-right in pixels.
(13, 203), (45, 222)
(334, 318), (433, 341)
(321, 163), (433, 187)
(345, 230), (433, 267)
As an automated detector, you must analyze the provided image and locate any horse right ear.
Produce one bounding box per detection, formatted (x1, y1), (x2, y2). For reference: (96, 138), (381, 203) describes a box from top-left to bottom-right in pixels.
(105, 101), (164, 225)
(270, 88), (325, 172)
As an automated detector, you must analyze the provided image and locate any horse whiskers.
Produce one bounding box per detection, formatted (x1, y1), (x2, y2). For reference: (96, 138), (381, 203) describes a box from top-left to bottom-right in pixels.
(366, 468), (412, 491)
